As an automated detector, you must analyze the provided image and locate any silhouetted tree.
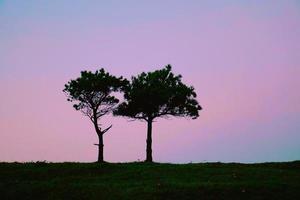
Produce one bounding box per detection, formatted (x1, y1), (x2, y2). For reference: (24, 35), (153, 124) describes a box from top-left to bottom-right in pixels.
(63, 69), (127, 163)
(114, 65), (202, 162)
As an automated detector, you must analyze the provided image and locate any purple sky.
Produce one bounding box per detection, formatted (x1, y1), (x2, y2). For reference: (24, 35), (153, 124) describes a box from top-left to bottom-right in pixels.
(1, 0), (300, 163)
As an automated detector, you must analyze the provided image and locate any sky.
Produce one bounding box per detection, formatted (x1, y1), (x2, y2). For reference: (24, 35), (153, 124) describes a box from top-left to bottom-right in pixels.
(0, 0), (299, 163)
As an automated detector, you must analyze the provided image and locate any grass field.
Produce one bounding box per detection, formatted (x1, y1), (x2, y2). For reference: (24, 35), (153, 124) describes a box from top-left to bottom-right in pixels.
(0, 161), (299, 200)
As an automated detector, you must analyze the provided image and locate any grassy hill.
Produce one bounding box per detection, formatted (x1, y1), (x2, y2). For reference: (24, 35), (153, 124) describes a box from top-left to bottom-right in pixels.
(0, 161), (299, 200)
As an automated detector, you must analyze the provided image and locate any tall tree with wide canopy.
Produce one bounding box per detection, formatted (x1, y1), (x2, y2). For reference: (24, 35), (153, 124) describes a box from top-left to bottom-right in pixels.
(114, 65), (202, 162)
(63, 69), (127, 163)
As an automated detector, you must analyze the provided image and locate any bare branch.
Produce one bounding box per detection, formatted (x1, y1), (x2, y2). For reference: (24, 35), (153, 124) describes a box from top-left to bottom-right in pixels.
(102, 125), (112, 134)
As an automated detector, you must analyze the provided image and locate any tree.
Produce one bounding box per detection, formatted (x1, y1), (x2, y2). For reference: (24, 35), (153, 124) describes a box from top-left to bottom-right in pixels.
(114, 65), (202, 162)
(63, 69), (127, 163)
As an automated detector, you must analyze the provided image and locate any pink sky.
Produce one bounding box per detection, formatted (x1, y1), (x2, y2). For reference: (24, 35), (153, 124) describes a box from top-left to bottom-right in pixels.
(0, 1), (299, 163)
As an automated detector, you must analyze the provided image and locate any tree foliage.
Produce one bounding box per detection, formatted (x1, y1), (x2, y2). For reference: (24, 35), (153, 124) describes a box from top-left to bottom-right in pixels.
(114, 65), (202, 122)
(63, 69), (127, 127)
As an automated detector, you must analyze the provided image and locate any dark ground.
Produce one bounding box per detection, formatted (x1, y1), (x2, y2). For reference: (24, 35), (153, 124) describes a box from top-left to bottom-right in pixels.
(0, 161), (299, 200)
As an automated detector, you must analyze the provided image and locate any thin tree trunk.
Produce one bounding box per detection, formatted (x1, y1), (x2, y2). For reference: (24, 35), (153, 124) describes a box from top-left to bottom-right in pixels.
(146, 119), (153, 162)
(92, 110), (104, 163)
(97, 133), (104, 163)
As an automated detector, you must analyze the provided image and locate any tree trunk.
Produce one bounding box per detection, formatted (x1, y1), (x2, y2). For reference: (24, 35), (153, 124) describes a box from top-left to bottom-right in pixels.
(97, 133), (104, 163)
(146, 119), (153, 162)
(92, 109), (105, 163)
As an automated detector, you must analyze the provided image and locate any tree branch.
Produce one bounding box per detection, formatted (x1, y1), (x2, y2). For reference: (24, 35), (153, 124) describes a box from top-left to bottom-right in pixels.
(102, 125), (112, 134)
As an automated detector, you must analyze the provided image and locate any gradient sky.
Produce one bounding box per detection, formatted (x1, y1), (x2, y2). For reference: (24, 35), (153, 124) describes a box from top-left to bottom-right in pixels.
(1, 0), (299, 163)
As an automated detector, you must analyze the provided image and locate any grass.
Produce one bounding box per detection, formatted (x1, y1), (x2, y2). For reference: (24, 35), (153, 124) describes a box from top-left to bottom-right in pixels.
(0, 161), (299, 199)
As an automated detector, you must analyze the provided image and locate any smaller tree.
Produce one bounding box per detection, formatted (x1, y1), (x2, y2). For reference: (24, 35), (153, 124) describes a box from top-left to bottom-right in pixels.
(63, 69), (127, 163)
(114, 65), (202, 162)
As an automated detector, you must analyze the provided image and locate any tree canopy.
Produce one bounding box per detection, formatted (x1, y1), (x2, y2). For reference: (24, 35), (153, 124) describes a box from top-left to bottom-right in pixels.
(114, 65), (202, 121)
